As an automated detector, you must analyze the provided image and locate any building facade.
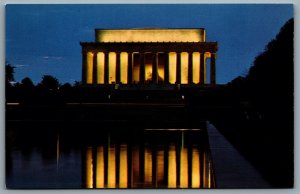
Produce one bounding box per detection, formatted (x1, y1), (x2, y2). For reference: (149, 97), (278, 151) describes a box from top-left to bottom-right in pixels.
(80, 28), (218, 85)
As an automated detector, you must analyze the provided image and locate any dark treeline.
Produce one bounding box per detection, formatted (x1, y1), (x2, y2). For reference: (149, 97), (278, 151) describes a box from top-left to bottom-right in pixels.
(208, 18), (293, 187)
(6, 75), (185, 104)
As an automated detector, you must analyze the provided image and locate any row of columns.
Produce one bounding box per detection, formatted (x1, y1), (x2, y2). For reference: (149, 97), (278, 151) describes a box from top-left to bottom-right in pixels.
(82, 51), (216, 85)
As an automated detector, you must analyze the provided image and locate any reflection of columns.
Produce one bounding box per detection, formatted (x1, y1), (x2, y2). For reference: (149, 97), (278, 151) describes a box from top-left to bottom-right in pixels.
(104, 52), (109, 84)
(92, 147), (97, 188)
(82, 52), (87, 84)
(152, 53), (158, 83)
(180, 148), (188, 188)
(93, 52), (98, 84)
(127, 52), (133, 84)
(151, 146), (157, 186)
(107, 146), (116, 188)
(200, 52), (205, 84)
(168, 145), (176, 188)
(210, 53), (216, 85)
(200, 149), (204, 188)
(86, 147), (93, 188)
(188, 145), (193, 187)
(127, 144), (132, 188)
(116, 52), (121, 83)
(164, 53), (169, 84)
(115, 144), (120, 186)
(176, 144), (181, 186)
(96, 146), (105, 188)
(191, 147), (200, 188)
(188, 52), (193, 84)
(164, 144), (169, 186)
(176, 52), (181, 84)
(119, 145), (128, 188)
(139, 53), (145, 83)
(104, 144), (108, 186)
(139, 143), (145, 183)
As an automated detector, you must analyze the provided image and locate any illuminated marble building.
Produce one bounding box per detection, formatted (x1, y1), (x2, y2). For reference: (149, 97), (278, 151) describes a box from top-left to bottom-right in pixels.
(80, 28), (218, 85)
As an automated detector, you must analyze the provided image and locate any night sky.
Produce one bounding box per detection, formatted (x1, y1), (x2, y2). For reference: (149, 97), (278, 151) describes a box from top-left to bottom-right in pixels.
(6, 4), (293, 84)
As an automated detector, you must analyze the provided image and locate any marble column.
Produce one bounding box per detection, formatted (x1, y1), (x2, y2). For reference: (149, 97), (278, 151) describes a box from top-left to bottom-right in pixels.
(93, 52), (98, 84)
(210, 53), (216, 85)
(188, 52), (193, 84)
(176, 52), (181, 84)
(200, 52), (205, 84)
(127, 52), (133, 84)
(104, 52), (109, 84)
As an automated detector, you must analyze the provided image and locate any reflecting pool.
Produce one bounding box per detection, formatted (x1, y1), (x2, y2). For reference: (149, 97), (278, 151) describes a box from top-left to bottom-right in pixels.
(6, 124), (215, 189)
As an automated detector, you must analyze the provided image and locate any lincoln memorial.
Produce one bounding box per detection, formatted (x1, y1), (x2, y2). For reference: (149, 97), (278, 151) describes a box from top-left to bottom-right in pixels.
(80, 28), (218, 85)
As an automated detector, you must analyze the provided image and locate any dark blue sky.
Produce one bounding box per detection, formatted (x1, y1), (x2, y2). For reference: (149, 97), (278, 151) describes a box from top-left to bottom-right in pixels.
(6, 4), (293, 84)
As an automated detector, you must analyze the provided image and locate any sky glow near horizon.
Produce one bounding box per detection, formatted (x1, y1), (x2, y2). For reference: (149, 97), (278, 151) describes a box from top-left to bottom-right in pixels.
(6, 4), (293, 84)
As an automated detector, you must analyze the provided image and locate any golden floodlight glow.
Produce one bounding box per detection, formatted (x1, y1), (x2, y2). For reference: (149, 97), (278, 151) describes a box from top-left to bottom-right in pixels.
(133, 54), (140, 83)
(97, 53), (105, 84)
(86, 147), (93, 188)
(82, 27), (218, 85)
(145, 63), (153, 81)
(96, 146), (105, 188)
(119, 145), (128, 188)
(180, 147), (188, 188)
(156, 150), (164, 186)
(205, 52), (211, 84)
(108, 52), (116, 83)
(157, 54), (165, 81)
(193, 52), (200, 84)
(192, 147), (200, 188)
(144, 147), (153, 184)
(107, 146), (116, 188)
(181, 52), (188, 84)
(96, 29), (206, 42)
(203, 152), (207, 188)
(86, 52), (93, 84)
(120, 52), (128, 84)
(168, 52), (176, 84)
(168, 145), (177, 188)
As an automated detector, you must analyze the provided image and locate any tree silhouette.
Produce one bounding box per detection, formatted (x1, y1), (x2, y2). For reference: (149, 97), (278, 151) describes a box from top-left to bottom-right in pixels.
(5, 64), (15, 85)
(38, 75), (60, 90)
(21, 77), (34, 88)
(219, 18), (294, 187)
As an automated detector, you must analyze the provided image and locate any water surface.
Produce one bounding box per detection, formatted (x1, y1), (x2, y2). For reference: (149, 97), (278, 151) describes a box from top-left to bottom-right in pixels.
(6, 124), (215, 189)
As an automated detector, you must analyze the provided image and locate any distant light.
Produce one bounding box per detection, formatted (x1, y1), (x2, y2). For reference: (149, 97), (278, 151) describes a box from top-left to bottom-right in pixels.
(6, 102), (20, 106)
(182, 95), (185, 100)
(144, 129), (201, 131)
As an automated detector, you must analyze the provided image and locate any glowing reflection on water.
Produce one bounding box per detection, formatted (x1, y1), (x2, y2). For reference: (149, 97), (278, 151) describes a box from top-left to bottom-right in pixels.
(168, 145), (177, 188)
(96, 146), (104, 188)
(83, 129), (215, 188)
(6, 127), (214, 189)
(86, 147), (93, 188)
(119, 145), (128, 188)
(192, 147), (200, 188)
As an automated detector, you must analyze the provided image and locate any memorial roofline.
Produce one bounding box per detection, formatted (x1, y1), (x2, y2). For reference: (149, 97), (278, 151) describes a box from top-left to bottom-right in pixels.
(80, 41), (218, 44)
(95, 27), (205, 30)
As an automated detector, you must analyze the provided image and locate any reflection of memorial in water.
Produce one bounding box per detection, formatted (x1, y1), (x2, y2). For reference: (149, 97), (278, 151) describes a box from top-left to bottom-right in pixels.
(82, 129), (215, 188)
